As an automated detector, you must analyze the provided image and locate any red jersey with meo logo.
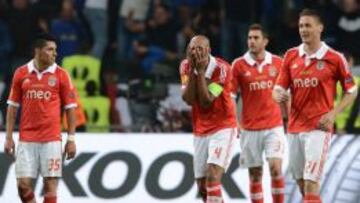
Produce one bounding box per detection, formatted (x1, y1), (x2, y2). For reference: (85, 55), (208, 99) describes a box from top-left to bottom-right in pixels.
(232, 51), (283, 130)
(275, 42), (357, 133)
(179, 56), (237, 136)
(7, 60), (77, 142)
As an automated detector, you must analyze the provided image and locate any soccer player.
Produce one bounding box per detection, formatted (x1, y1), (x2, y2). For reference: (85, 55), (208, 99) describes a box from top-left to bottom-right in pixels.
(180, 35), (237, 203)
(232, 24), (286, 203)
(273, 9), (358, 203)
(3, 33), (77, 203)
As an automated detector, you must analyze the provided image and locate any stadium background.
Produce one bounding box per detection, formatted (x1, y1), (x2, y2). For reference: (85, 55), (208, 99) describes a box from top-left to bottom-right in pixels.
(0, 0), (359, 202)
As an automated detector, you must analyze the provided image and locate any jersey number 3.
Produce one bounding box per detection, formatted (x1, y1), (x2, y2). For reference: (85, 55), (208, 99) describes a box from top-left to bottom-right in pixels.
(48, 158), (61, 172)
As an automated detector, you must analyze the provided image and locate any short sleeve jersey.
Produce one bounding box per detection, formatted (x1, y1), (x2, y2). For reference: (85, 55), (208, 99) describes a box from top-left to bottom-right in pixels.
(7, 60), (77, 142)
(232, 51), (283, 130)
(275, 42), (357, 133)
(179, 56), (237, 136)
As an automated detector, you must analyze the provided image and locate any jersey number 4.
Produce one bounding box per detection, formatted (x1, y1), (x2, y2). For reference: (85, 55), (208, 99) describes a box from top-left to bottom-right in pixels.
(214, 147), (222, 159)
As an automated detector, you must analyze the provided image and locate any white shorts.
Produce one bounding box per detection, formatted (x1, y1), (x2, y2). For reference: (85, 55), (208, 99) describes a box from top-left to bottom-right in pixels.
(193, 128), (238, 179)
(288, 130), (331, 182)
(15, 141), (62, 178)
(239, 126), (285, 168)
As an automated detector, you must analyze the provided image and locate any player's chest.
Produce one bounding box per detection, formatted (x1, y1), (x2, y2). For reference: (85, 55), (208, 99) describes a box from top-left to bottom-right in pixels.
(239, 65), (278, 85)
(21, 74), (60, 99)
(289, 58), (336, 82)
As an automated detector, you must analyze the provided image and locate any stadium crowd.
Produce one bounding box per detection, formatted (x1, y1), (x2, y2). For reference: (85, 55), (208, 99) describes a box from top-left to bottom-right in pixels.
(0, 0), (359, 133)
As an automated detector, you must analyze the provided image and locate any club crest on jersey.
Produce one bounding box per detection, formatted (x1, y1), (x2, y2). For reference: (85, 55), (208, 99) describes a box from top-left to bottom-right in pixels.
(269, 66), (277, 77)
(316, 61), (325, 70)
(291, 63), (299, 69)
(48, 76), (57, 87)
(23, 78), (30, 84)
(244, 71), (251, 77)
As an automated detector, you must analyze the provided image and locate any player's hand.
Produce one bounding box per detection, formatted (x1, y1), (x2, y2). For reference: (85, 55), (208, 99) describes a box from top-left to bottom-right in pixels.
(272, 88), (289, 103)
(64, 141), (76, 160)
(4, 137), (15, 156)
(318, 111), (336, 131)
(193, 47), (208, 73)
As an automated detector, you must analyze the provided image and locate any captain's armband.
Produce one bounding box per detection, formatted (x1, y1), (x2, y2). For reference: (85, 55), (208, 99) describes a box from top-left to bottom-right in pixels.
(208, 82), (223, 97)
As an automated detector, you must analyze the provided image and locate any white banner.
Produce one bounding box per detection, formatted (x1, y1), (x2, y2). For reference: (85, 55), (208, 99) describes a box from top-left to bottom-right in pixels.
(0, 133), (287, 203)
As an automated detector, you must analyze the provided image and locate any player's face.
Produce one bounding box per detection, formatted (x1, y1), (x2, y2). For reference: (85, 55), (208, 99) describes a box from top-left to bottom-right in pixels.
(299, 16), (323, 44)
(37, 41), (57, 66)
(247, 30), (268, 55)
(188, 39), (210, 58)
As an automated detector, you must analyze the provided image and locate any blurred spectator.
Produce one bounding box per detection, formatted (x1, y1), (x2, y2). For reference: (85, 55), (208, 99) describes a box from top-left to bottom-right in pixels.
(83, 0), (108, 59)
(193, 1), (221, 55)
(220, 0), (262, 61)
(0, 12), (12, 80)
(133, 3), (178, 73)
(327, 0), (360, 59)
(174, 3), (196, 57)
(51, 0), (87, 63)
(117, 0), (150, 60)
(7, 0), (43, 68)
(157, 84), (191, 132)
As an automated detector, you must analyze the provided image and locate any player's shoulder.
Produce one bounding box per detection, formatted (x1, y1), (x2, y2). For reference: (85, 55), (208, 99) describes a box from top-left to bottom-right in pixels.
(231, 56), (246, 66)
(215, 57), (231, 67)
(14, 64), (30, 77)
(55, 65), (69, 73)
(271, 54), (283, 62)
(179, 58), (190, 72)
(54, 65), (72, 79)
(284, 46), (299, 57)
(180, 58), (189, 65)
(325, 47), (345, 62)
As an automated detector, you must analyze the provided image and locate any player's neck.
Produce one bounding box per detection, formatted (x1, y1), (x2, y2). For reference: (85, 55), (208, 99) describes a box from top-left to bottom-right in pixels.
(304, 40), (322, 55)
(34, 58), (48, 72)
(251, 50), (265, 61)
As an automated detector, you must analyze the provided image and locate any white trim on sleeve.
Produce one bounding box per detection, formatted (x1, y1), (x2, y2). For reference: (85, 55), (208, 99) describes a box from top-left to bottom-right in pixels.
(64, 103), (77, 110)
(274, 85), (286, 91)
(7, 100), (20, 107)
(346, 85), (358, 94)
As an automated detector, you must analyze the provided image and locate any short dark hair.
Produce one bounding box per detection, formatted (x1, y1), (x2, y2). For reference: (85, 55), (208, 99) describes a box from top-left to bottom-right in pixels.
(249, 23), (268, 38)
(299, 9), (323, 24)
(33, 33), (57, 49)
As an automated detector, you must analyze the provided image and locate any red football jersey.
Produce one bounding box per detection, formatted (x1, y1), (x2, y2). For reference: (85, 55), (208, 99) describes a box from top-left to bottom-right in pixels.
(275, 43), (357, 133)
(232, 51), (283, 130)
(180, 56), (237, 136)
(7, 60), (77, 142)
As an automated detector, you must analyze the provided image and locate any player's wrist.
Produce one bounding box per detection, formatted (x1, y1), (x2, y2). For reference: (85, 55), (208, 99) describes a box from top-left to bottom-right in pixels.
(67, 134), (75, 142)
(5, 134), (13, 140)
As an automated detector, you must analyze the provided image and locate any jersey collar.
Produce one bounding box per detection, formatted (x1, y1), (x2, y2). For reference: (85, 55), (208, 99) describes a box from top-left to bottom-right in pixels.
(27, 60), (57, 74)
(298, 42), (329, 59)
(204, 55), (217, 79)
(243, 51), (272, 67)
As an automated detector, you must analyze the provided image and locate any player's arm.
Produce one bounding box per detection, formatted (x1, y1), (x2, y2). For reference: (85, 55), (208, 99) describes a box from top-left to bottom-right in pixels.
(196, 71), (216, 108)
(61, 70), (78, 159)
(231, 61), (243, 133)
(4, 105), (18, 155)
(181, 68), (197, 105)
(4, 70), (22, 156)
(272, 52), (291, 104)
(194, 49), (221, 108)
(318, 54), (358, 131)
(181, 48), (197, 105)
(334, 89), (358, 115)
(65, 107), (76, 138)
